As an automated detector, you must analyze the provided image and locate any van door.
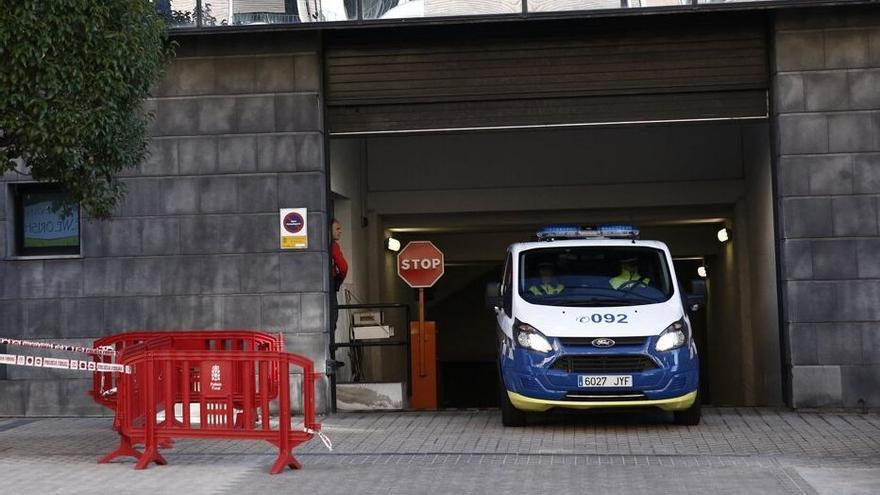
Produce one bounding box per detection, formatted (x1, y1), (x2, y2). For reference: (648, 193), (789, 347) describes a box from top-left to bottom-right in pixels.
(497, 252), (515, 344)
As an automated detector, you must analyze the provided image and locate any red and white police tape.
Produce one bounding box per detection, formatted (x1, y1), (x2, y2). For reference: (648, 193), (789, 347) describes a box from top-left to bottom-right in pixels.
(0, 354), (129, 374)
(0, 337), (128, 374)
(0, 337), (117, 356)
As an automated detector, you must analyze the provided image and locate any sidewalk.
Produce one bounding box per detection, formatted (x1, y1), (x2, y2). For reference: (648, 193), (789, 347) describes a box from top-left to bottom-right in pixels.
(1, 408), (879, 494)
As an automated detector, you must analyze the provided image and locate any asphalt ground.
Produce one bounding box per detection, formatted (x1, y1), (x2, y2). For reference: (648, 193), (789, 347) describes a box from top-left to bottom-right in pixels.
(1, 408), (879, 494)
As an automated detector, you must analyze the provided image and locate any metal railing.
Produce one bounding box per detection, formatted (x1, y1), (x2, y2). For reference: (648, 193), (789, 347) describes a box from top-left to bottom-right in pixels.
(157, 0), (811, 29)
(233, 12), (301, 24)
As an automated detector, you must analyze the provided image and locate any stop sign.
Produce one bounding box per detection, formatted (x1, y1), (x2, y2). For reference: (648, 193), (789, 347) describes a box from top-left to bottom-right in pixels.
(397, 241), (445, 288)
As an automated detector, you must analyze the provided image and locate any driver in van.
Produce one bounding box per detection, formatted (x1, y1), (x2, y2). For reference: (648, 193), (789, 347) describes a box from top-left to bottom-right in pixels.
(528, 261), (565, 296)
(610, 256), (651, 290)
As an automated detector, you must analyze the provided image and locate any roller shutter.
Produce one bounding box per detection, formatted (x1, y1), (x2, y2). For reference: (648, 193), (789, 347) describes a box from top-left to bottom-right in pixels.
(325, 15), (769, 134)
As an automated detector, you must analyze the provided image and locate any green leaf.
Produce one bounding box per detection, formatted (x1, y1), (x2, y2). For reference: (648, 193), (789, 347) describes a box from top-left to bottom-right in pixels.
(0, 0), (174, 218)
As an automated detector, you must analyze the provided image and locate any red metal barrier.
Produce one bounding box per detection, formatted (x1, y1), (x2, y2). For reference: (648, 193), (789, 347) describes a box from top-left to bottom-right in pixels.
(90, 330), (283, 412)
(100, 349), (320, 475)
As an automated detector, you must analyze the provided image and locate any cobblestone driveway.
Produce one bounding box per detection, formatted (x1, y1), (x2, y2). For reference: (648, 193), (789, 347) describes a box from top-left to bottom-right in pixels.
(1, 408), (878, 494)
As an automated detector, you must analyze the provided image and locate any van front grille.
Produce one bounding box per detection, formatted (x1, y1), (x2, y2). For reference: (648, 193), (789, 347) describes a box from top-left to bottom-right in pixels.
(551, 355), (658, 373)
(558, 337), (648, 347)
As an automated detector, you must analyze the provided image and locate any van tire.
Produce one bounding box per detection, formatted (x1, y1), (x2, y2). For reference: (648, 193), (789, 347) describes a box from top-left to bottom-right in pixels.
(673, 392), (701, 426)
(499, 386), (528, 427)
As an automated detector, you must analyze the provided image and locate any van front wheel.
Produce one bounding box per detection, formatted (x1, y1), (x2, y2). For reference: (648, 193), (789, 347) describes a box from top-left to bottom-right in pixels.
(499, 386), (528, 427)
(673, 393), (702, 426)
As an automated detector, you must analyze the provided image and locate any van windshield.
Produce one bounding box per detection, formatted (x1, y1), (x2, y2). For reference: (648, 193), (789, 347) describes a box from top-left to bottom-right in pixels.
(519, 246), (673, 307)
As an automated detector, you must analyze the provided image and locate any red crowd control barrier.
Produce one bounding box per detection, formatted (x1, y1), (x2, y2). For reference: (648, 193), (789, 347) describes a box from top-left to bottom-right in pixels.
(90, 330), (283, 412)
(100, 349), (320, 475)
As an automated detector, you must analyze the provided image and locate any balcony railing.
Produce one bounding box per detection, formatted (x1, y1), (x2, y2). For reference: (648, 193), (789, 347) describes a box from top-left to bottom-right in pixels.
(154, 0), (833, 28)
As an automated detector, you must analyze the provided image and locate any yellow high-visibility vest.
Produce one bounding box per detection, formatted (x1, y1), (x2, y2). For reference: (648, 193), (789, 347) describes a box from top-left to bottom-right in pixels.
(528, 283), (564, 296)
(610, 270), (651, 290)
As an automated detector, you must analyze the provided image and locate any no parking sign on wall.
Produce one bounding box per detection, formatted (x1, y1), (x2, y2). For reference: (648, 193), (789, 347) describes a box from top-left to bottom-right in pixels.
(280, 208), (308, 249)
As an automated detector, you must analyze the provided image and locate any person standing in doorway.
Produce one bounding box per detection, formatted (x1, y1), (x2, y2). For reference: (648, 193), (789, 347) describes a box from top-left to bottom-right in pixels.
(330, 218), (349, 335)
(331, 218), (348, 291)
(329, 218), (351, 382)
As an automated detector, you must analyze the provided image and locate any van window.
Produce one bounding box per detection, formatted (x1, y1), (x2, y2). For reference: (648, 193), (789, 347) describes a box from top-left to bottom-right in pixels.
(519, 246), (672, 307)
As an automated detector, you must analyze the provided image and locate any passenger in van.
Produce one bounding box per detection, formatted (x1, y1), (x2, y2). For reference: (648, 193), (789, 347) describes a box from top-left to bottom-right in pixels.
(527, 261), (565, 296)
(610, 257), (651, 290)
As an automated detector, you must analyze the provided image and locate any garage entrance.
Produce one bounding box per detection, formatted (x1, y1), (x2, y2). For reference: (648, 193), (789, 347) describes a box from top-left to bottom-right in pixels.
(326, 13), (781, 408)
(331, 121), (781, 407)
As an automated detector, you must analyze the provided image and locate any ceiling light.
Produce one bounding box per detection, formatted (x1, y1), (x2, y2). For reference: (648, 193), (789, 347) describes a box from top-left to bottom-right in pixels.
(385, 237), (401, 252)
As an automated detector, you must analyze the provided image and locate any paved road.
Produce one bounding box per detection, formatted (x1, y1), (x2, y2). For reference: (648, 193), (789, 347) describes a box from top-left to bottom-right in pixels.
(1, 408), (879, 494)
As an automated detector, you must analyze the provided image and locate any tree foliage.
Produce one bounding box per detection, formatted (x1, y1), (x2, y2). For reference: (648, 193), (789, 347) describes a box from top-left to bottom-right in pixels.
(0, 1), (174, 217)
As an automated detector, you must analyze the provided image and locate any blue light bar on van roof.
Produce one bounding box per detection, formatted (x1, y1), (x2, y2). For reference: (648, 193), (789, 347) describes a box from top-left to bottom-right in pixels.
(536, 225), (584, 238)
(598, 224), (640, 238)
(536, 224), (640, 240)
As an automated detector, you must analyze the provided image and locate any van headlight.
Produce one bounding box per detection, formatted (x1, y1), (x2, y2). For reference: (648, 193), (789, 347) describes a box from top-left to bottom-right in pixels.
(655, 318), (689, 352)
(514, 322), (553, 354)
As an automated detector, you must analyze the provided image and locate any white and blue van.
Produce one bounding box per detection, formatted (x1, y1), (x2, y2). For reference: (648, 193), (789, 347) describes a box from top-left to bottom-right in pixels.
(487, 225), (702, 426)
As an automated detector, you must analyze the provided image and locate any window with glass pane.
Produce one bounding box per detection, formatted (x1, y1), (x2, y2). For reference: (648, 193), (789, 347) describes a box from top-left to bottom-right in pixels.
(364, 0), (521, 20)
(528, 0), (623, 12)
(11, 184), (81, 257)
(158, 0), (308, 27)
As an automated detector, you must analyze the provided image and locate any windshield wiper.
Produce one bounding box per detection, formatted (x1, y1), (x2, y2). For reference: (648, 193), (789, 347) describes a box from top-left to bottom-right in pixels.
(562, 301), (626, 307)
(567, 285), (663, 303)
(545, 297), (624, 307)
(616, 291), (663, 303)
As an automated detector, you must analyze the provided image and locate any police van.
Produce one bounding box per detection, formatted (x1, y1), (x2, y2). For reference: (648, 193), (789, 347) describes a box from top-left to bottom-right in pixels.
(486, 225), (703, 427)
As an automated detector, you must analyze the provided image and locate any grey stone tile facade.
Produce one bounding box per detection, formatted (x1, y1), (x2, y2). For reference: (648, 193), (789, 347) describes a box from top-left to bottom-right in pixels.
(3, 7), (880, 417)
(774, 10), (880, 408)
(0, 33), (330, 416)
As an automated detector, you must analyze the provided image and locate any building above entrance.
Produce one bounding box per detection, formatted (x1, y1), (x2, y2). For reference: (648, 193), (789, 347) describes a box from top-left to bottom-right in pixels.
(160, 0), (871, 30)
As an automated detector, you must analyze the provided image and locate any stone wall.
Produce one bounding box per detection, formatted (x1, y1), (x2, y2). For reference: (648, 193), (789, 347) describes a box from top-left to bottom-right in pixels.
(0, 31), (330, 415)
(774, 7), (880, 408)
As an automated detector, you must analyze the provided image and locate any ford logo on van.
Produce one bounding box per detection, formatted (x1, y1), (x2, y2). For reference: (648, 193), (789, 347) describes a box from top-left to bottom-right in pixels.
(592, 338), (615, 348)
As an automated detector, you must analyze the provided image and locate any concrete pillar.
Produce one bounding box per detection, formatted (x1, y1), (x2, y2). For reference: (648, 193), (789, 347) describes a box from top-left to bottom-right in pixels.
(773, 6), (880, 408)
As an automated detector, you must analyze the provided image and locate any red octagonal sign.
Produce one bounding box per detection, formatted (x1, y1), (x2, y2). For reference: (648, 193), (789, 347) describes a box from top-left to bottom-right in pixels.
(397, 241), (445, 288)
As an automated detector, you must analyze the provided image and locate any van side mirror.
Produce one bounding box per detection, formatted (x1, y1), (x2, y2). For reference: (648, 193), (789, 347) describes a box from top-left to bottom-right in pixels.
(485, 282), (502, 311)
(686, 293), (705, 313)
